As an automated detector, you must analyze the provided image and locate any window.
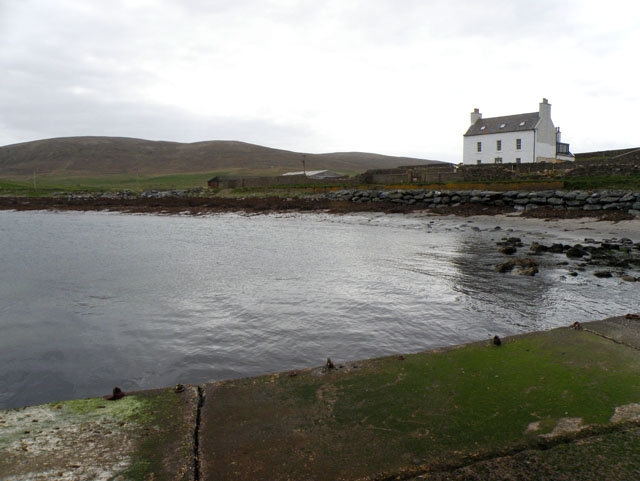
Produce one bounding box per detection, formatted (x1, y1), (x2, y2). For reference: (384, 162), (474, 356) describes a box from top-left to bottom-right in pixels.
(477, 159), (482, 165)
(519, 121), (526, 126)
(516, 138), (522, 150)
(477, 142), (482, 152)
(516, 158), (522, 164)
(480, 126), (486, 131)
(496, 140), (502, 151)
(499, 123), (506, 128)
(494, 157), (503, 164)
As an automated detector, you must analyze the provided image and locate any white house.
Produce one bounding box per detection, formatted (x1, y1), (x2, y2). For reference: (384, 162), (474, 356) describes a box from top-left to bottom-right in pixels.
(462, 98), (573, 165)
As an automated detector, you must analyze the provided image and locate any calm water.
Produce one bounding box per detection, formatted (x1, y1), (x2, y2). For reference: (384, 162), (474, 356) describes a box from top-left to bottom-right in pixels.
(1, 210), (638, 409)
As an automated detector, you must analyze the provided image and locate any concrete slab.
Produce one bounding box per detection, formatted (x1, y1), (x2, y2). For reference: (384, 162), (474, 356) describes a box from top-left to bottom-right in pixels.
(0, 386), (197, 481)
(412, 424), (640, 480)
(198, 326), (640, 481)
(585, 314), (640, 350)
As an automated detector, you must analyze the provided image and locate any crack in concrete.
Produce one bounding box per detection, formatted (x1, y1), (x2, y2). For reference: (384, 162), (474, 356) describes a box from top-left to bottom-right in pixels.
(386, 420), (640, 481)
(193, 386), (204, 481)
(582, 327), (640, 352)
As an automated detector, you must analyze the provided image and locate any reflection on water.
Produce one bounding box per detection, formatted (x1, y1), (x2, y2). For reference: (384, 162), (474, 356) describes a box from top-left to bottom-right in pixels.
(0, 210), (637, 409)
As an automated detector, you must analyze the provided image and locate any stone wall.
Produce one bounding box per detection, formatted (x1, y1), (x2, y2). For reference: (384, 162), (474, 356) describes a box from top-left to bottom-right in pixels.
(219, 175), (355, 189)
(575, 147), (640, 160)
(212, 156), (640, 189)
(325, 188), (640, 215)
(454, 157), (640, 182)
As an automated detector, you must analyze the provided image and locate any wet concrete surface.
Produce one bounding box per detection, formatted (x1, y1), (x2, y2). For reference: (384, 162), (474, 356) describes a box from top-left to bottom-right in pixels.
(585, 314), (640, 350)
(196, 314), (640, 481)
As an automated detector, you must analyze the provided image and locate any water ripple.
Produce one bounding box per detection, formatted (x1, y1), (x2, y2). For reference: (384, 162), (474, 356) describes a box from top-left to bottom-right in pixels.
(0, 210), (638, 408)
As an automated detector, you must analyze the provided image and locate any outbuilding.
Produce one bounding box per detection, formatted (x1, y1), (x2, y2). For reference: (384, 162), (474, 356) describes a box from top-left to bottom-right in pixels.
(281, 170), (347, 180)
(207, 176), (221, 188)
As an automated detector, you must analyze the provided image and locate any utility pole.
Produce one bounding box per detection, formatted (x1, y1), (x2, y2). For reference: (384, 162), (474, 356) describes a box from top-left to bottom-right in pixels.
(302, 154), (306, 176)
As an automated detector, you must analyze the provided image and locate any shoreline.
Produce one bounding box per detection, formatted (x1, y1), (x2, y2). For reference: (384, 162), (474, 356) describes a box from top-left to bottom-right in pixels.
(0, 194), (636, 221)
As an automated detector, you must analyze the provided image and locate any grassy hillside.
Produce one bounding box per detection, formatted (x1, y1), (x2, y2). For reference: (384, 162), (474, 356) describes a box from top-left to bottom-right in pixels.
(0, 136), (444, 179)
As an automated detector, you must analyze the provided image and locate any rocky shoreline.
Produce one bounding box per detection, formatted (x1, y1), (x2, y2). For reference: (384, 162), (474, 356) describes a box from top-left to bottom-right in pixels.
(1, 188), (640, 220)
(492, 234), (640, 281)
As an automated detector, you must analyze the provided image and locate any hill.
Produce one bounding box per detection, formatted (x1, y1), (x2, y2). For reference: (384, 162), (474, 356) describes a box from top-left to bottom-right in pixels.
(0, 136), (445, 178)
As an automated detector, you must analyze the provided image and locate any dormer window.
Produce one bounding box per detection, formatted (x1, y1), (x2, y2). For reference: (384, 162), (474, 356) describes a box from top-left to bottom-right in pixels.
(480, 126), (486, 131)
(499, 123), (506, 128)
(519, 121), (526, 126)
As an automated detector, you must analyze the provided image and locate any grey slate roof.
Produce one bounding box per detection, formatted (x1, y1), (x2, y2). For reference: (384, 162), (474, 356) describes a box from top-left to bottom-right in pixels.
(464, 112), (539, 137)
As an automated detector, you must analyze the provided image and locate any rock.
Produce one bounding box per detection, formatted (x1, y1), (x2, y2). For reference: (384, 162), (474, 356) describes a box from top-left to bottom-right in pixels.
(499, 245), (517, 255)
(566, 245), (587, 259)
(622, 275), (637, 282)
(495, 258), (539, 276)
(549, 243), (565, 253)
(594, 271), (613, 278)
(574, 192), (589, 201)
(530, 242), (548, 253)
(603, 203), (622, 210)
(583, 204), (603, 211)
(620, 193), (636, 202)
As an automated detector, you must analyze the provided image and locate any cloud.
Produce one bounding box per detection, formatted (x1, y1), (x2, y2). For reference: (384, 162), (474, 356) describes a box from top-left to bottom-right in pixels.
(1, 0), (640, 160)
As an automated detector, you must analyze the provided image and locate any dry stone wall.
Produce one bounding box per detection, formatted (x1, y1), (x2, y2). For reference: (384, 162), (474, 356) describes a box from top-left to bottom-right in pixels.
(325, 189), (640, 215)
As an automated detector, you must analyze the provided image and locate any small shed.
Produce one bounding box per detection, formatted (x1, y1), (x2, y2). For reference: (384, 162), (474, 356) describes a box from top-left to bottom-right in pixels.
(281, 170), (347, 180)
(207, 176), (221, 188)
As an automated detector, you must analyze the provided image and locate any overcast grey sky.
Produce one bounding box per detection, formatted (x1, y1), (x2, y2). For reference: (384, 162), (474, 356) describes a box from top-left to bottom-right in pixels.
(1, 0), (639, 162)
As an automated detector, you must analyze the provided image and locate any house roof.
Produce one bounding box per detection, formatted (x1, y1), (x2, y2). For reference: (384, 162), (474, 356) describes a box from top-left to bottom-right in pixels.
(282, 170), (345, 178)
(464, 112), (539, 137)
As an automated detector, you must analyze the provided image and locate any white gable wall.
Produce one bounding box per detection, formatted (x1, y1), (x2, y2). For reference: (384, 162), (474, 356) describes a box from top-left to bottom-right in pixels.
(463, 130), (535, 165)
(533, 99), (557, 162)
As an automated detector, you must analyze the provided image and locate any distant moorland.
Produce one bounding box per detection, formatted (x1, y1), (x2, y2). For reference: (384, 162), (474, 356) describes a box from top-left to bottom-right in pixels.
(0, 136), (443, 180)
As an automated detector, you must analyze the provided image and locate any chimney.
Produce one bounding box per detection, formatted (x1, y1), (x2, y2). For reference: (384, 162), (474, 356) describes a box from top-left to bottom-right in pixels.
(539, 98), (551, 120)
(470, 108), (482, 125)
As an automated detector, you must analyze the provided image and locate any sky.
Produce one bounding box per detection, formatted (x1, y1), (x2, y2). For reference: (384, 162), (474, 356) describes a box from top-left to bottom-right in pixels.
(1, 0), (639, 163)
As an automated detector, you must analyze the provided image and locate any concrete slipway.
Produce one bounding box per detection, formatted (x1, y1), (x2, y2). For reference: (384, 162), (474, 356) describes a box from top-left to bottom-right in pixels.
(3, 315), (640, 480)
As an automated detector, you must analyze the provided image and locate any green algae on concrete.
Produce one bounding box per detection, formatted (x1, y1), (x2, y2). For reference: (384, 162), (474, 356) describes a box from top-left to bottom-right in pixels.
(199, 319), (640, 481)
(0, 386), (197, 481)
(413, 424), (640, 481)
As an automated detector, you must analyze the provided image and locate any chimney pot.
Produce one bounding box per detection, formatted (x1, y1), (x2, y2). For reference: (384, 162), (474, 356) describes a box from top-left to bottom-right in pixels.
(474, 108), (479, 113)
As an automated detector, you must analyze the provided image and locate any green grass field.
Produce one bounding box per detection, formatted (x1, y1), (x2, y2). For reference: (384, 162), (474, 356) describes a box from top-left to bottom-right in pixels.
(564, 175), (640, 190)
(0, 172), (231, 195)
(2, 173), (640, 197)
